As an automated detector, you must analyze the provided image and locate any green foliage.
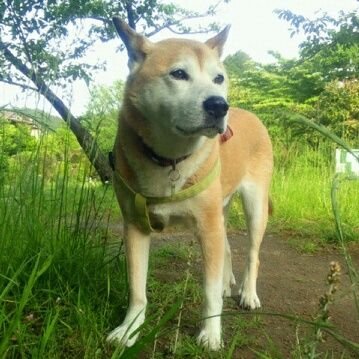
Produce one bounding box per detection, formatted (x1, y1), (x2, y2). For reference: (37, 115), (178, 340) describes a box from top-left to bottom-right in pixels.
(0, 0), (222, 89)
(0, 4), (358, 357)
(225, 20), (359, 239)
(10, 108), (63, 131)
(0, 119), (36, 156)
(37, 126), (91, 181)
(312, 81), (359, 141)
(226, 9), (359, 146)
(264, 53), (325, 102)
(0, 111), (100, 183)
(86, 81), (123, 116)
(275, 9), (359, 81)
(228, 141), (359, 242)
(225, 52), (311, 149)
(0, 133), (124, 358)
(81, 80), (123, 153)
(225, 53), (288, 114)
(1, 0), (224, 181)
(224, 50), (253, 76)
(0, 117), (36, 175)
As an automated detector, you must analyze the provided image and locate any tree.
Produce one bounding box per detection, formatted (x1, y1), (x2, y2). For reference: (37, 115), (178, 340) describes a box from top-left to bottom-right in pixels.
(275, 9), (359, 81)
(0, 119), (36, 155)
(0, 0), (224, 182)
(224, 51), (302, 124)
(0, 117), (36, 174)
(312, 81), (359, 141)
(82, 81), (124, 153)
(273, 9), (359, 141)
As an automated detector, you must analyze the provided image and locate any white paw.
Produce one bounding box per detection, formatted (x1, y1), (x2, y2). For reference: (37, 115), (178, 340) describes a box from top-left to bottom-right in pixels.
(197, 328), (222, 351)
(238, 285), (261, 310)
(223, 273), (236, 297)
(106, 323), (140, 347)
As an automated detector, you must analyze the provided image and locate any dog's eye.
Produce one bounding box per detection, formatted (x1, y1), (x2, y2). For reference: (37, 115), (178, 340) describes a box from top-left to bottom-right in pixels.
(213, 74), (224, 84)
(170, 69), (189, 81)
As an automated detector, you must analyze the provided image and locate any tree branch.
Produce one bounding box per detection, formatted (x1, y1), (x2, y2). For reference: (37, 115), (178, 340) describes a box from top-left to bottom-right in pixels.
(0, 41), (112, 183)
(7, 2), (33, 65)
(144, 3), (224, 38)
(125, 1), (136, 30)
(166, 26), (213, 36)
(0, 78), (38, 92)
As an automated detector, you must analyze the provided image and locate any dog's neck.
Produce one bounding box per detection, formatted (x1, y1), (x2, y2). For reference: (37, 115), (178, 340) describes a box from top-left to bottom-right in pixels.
(120, 103), (207, 166)
(141, 140), (191, 168)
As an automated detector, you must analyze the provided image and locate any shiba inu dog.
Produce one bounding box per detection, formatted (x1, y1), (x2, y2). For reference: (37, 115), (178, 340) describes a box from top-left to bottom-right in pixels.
(107, 17), (273, 350)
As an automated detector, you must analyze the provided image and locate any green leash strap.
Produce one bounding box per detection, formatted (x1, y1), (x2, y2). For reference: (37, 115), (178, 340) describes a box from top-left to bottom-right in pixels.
(115, 160), (221, 233)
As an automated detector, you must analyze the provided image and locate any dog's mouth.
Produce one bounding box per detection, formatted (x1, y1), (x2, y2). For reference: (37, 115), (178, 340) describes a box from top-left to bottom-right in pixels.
(176, 124), (225, 137)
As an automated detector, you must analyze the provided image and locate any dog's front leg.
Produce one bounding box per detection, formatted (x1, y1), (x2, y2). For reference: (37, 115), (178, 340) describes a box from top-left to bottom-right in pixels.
(196, 206), (225, 351)
(107, 223), (150, 347)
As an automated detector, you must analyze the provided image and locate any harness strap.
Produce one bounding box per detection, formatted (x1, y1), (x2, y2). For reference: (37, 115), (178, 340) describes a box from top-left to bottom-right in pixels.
(114, 160), (221, 233)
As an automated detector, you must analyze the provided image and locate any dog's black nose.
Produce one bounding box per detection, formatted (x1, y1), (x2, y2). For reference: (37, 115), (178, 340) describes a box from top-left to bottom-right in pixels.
(203, 96), (229, 118)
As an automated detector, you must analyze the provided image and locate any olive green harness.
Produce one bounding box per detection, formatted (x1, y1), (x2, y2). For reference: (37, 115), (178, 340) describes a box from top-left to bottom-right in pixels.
(112, 159), (221, 233)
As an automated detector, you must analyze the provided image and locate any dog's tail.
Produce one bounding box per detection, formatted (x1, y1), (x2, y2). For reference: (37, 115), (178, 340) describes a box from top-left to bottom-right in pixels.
(268, 197), (273, 216)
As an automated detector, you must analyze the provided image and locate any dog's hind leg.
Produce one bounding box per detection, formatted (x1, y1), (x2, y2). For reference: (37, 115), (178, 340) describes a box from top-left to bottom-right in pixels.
(238, 180), (269, 309)
(107, 224), (150, 347)
(223, 232), (236, 297)
(222, 199), (236, 297)
(223, 199), (236, 297)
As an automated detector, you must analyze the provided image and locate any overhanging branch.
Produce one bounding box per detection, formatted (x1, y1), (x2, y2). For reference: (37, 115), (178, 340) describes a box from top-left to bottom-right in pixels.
(0, 78), (38, 92)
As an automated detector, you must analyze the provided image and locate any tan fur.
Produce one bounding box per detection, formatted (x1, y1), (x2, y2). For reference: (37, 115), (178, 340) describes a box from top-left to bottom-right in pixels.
(107, 18), (273, 351)
(220, 108), (273, 196)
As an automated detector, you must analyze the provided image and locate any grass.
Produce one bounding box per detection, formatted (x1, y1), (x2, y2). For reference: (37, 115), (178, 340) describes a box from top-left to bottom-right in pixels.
(272, 149), (358, 240)
(0, 124), (358, 357)
(0, 132), (127, 358)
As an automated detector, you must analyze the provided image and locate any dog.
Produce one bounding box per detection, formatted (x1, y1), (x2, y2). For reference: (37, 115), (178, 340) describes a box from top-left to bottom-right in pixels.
(107, 17), (273, 351)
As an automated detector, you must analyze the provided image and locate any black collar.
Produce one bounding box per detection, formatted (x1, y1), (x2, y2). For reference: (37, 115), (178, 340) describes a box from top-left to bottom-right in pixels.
(141, 141), (190, 169)
(139, 125), (234, 168)
(108, 126), (233, 172)
(107, 139), (191, 172)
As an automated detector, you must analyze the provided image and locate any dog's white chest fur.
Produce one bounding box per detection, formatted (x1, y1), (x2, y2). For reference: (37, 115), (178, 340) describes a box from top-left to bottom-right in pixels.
(149, 200), (196, 229)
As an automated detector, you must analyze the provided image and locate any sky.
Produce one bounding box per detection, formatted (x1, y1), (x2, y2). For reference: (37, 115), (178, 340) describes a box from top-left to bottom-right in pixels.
(0, 0), (358, 116)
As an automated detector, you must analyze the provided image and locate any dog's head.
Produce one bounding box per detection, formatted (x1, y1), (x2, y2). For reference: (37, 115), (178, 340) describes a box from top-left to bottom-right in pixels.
(113, 18), (230, 151)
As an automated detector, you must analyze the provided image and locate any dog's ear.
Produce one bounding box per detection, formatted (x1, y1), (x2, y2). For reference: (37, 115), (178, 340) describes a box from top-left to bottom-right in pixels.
(113, 17), (153, 71)
(205, 25), (231, 57)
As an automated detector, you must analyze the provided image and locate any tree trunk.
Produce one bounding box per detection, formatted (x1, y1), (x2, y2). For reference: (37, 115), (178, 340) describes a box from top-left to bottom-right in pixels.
(0, 43), (112, 183)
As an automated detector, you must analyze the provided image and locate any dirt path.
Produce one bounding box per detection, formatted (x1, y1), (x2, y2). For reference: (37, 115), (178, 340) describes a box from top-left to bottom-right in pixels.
(230, 232), (358, 357)
(149, 231), (359, 357)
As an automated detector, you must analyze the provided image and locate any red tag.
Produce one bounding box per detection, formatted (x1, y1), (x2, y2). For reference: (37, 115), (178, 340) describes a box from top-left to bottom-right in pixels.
(220, 125), (233, 144)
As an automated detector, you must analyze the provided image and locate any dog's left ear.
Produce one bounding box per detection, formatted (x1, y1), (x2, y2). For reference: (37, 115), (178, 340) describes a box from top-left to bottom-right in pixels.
(205, 25), (231, 57)
(113, 17), (153, 71)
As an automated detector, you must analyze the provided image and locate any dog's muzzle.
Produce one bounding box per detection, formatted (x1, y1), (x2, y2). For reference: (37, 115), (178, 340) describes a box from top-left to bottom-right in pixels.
(202, 96), (229, 134)
(203, 96), (229, 119)
(175, 96), (229, 136)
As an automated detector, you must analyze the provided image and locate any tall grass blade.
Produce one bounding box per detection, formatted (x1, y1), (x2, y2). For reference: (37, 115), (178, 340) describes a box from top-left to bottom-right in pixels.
(35, 309), (60, 358)
(0, 262), (28, 304)
(286, 112), (359, 161)
(0, 254), (53, 357)
(221, 311), (359, 354)
(331, 174), (359, 317)
(121, 299), (182, 358)
(287, 111), (359, 317)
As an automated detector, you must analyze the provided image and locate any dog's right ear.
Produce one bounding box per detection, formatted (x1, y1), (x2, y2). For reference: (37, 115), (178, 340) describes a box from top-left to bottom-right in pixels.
(205, 25), (231, 58)
(113, 17), (153, 71)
